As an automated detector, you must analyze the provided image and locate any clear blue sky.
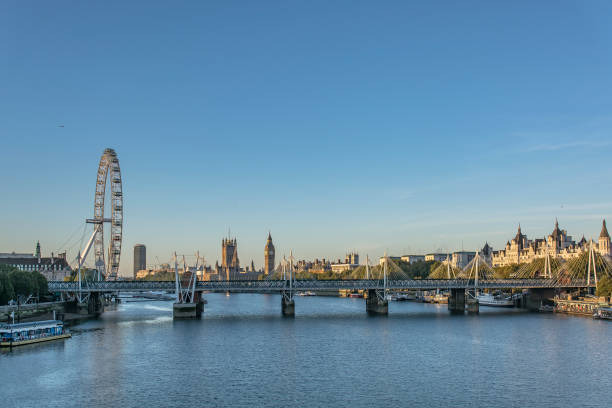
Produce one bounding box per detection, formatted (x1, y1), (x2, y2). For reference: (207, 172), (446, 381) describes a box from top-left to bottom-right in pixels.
(1, 1), (611, 276)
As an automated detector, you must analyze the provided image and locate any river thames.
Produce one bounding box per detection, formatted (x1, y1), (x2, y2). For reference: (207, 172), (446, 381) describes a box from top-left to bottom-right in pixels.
(2, 294), (611, 407)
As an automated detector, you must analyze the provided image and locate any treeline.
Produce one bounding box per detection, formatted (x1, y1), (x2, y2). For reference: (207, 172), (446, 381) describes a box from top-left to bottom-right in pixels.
(395, 260), (441, 279)
(0, 265), (49, 305)
(492, 264), (521, 279)
(596, 275), (612, 298)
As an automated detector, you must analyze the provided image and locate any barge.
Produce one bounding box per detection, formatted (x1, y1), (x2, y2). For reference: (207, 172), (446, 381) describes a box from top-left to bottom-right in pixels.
(0, 320), (71, 347)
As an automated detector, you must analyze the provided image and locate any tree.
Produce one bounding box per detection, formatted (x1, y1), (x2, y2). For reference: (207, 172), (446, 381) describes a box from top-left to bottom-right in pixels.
(0, 265), (50, 303)
(0, 269), (15, 305)
(596, 275), (612, 298)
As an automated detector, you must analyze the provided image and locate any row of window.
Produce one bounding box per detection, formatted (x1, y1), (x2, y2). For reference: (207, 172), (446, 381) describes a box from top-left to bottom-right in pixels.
(5, 264), (67, 271)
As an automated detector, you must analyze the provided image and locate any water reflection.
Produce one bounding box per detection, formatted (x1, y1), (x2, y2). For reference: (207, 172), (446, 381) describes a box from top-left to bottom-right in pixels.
(1, 294), (610, 408)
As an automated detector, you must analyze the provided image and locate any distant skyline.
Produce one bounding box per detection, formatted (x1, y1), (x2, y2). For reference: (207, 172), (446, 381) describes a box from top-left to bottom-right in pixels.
(1, 1), (611, 276)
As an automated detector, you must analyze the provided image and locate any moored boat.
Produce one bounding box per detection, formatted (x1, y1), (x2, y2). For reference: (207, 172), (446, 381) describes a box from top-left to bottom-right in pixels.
(477, 293), (514, 308)
(433, 294), (448, 304)
(593, 306), (612, 320)
(0, 320), (71, 347)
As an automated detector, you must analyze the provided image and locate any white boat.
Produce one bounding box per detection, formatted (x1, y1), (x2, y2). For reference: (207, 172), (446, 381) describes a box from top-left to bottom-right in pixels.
(297, 291), (316, 296)
(477, 293), (514, 308)
(593, 306), (612, 320)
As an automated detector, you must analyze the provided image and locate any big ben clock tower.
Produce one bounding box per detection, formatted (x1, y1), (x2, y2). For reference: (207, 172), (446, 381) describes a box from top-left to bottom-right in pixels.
(264, 232), (275, 275)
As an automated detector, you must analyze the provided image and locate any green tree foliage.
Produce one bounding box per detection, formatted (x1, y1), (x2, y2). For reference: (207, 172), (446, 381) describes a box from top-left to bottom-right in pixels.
(596, 275), (612, 298)
(0, 268), (15, 305)
(0, 265), (49, 304)
(493, 264), (521, 279)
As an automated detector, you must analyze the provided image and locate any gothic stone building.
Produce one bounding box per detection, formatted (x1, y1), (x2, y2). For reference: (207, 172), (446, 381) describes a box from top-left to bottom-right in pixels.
(491, 219), (611, 267)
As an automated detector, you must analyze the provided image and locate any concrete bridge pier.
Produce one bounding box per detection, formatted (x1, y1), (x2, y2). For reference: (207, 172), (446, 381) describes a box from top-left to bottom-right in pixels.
(466, 299), (479, 314)
(173, 301), (204, 319)
(366, 289), (388, 315)
(77, 302), (89, 315)
(448, 289), (465, 313)
(524, 288), (556, 311)
(77, 293), (104, 315)
(281, 292), (295, 317)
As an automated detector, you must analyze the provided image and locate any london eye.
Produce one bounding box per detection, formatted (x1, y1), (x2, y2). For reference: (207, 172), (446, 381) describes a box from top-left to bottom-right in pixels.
(78, 148), (123, 280)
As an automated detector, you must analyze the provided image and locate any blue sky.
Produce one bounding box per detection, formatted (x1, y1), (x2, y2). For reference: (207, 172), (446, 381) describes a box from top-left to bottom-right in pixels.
(1, 1), (611, 275)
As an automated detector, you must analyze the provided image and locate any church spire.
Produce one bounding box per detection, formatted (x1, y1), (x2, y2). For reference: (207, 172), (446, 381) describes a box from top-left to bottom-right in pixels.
(600, 219), (610, 239)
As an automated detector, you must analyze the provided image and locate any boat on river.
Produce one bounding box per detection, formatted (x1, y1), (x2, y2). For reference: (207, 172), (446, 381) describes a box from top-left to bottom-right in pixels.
(477, 293), (514, 308)
(433, 294), (448, 304)
(0, 320), (70, 347)
(593, 306), (612, 320)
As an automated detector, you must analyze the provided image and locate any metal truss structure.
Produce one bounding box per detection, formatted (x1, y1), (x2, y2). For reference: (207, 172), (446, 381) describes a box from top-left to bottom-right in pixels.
(48, 278), (595, 294)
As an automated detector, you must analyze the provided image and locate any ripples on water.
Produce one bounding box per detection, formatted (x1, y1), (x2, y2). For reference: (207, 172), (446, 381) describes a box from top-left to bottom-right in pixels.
(1, 294), (610, 408)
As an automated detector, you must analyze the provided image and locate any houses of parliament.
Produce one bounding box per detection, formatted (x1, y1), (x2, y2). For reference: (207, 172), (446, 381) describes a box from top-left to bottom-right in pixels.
(198, 233), (275, 281)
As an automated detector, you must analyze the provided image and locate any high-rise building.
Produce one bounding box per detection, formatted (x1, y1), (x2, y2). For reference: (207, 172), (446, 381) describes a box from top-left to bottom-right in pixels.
(133, 244), (146, 279)
(264, 232), (275, 275)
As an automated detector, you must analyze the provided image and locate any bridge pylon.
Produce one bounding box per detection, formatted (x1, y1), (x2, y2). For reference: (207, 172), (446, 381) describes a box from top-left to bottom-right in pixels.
(172, 253), (204, 319)
(366, 253), (389, 315)
(281, 252), (295, 317)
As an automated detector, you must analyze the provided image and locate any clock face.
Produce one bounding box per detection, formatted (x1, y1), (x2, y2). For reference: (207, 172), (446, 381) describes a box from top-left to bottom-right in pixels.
(269, 250), (274, 256)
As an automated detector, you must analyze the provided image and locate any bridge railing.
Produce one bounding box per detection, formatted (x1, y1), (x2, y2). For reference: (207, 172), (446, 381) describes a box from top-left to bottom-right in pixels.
(47, 278), (594, 293)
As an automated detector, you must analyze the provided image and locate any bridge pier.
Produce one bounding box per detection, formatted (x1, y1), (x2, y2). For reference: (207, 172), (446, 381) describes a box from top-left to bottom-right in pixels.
(76, 293), (104, 316)
(77, 302), (89, 315)
(466, 298), (479, 314)
(524, 288), (556, 311)
(173, 301), (204, 319)
(281, 292), (295, 317)
(366, 289), (388, 315)
(448, 289), (465, 313)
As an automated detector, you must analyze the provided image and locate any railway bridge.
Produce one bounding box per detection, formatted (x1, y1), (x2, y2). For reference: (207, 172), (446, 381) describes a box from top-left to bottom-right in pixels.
(48, 278), (594, 318)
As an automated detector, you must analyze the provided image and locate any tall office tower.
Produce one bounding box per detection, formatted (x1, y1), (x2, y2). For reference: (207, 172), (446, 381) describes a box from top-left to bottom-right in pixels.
(133, 244), (146, 279)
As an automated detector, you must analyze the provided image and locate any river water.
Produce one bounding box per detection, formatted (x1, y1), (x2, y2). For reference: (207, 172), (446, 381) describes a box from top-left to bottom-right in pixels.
(1, 294), (610, 407)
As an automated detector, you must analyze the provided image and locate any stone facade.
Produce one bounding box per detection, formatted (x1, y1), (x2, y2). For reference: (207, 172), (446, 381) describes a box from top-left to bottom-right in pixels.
(491, 219), (610, 267)
(0, 242), (72, 281)
(220, 237), (240, 280)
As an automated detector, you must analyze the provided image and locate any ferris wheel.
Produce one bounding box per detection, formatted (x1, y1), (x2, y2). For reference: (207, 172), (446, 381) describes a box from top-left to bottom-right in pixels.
(77, 148), (123, 280)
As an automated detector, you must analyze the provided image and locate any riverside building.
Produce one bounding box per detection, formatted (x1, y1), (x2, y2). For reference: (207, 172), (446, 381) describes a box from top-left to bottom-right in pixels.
(0, 242), (71, 281)
(491, 219), (611, 267)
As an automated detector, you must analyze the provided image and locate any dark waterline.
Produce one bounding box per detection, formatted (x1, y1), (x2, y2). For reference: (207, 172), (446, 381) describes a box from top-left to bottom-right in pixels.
(1, 294), (610, 408)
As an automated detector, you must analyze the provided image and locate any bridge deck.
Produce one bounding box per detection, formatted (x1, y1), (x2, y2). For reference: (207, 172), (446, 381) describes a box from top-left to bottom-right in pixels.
(48, 279), (594, 293)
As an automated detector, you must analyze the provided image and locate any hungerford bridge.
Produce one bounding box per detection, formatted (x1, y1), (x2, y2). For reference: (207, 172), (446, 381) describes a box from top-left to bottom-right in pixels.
(48, 249), (604, 319)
